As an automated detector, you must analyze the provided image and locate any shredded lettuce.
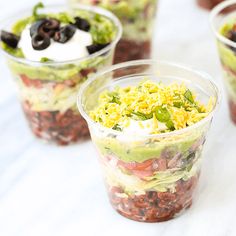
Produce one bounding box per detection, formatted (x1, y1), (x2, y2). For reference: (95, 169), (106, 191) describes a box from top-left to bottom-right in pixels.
(103, 154), (201, 194)
(16, 78), (82, 112)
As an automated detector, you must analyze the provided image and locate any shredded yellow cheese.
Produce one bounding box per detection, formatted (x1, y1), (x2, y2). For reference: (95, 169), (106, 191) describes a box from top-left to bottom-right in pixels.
(90, 80), (213, 133)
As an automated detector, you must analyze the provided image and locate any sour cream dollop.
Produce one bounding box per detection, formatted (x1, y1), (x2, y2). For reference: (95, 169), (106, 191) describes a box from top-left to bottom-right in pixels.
(18, 25), (93, 62)
(117, 119), (167, 142)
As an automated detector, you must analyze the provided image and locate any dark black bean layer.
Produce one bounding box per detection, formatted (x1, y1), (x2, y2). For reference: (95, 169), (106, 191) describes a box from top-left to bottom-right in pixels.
(22, 102), (90, 145)
(108, 174), (199, 222)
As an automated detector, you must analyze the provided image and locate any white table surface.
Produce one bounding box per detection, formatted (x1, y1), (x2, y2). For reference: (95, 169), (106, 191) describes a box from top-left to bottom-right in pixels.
(0, 0), (236, 235)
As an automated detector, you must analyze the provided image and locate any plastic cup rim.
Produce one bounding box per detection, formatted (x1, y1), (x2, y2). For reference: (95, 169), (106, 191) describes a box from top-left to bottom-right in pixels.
(77, 59), (221, 139)
(210, 0), (236, 48)
(0, 3), (122, 66)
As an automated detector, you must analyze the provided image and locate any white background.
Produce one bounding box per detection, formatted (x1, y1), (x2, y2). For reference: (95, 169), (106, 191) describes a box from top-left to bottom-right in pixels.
(0, 0), (236, 235)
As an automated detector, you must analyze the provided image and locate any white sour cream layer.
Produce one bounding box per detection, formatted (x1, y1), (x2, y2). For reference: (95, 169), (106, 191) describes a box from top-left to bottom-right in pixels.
(18, 25), (93, 62)
(117, 119), (167, 142)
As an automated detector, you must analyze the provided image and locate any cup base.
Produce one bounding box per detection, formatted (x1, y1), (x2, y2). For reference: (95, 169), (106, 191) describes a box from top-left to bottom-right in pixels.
(111, 194), (193, 223)
(107, 174), (199, 223)
(22, 102), (90, 145)
(113, 201), (191, 223)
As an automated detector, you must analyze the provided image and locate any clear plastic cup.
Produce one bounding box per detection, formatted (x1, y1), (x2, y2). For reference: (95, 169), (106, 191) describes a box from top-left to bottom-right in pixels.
(69, 0), (158, 64)
(210, 0), (236, 124)
(78, 60), (219, 222)
(0, 4), (122, 145)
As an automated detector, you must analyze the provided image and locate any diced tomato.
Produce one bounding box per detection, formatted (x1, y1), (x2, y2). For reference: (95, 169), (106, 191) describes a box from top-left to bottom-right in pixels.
(132, 169), (154, 178)
(104, 155), (167, 178)
(20, 74), (43, 88)
(119, 158), (155, 171)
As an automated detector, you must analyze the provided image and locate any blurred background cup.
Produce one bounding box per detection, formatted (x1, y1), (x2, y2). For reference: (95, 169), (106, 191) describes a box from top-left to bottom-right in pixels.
(78, 60), (219, 222)
(210, 0), (236, 124)
(197, 0), (225, 10)
(0, 4), (122, 145)
(69, 0), (158, 64)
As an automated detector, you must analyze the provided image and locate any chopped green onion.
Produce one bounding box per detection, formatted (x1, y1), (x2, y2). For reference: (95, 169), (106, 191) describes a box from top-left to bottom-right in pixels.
(184, 89), (194, 104)
(131, 111), (153, 120)
(155, 107), (171, 122)
(173, 101), (183, 108)
(155, 107), (175, 130)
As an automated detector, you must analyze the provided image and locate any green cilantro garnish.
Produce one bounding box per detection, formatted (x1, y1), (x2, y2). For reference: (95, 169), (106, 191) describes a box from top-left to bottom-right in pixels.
(33, 2), (44, 18)
(110, 94), (121, 104)
(112, 124), (122, 131)
(40, 57), (53, 62)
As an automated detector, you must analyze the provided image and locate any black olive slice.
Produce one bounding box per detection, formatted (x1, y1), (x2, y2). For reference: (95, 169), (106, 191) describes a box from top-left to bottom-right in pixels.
(53, 25), (76, 43)
(86, 43), (110, 54)
(41, 19), (60, 37)
(30, 19), (60, 38)
(0, 30), (20, 48)
(30, 19), (47, 37)
(43, 19), (60, 31)
(73, 17), (90, 32)
(32, 34), (50, 50)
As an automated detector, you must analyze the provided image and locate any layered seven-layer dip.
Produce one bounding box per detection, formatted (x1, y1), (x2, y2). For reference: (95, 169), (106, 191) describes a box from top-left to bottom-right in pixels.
(89, 80), (213, 222)
(218, 20), (236, 124)
(0, 3), (118, 145)
(72, 0), (158, 63)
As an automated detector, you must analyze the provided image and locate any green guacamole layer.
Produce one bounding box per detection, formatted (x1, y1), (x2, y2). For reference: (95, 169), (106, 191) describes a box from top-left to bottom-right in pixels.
(93, 129), (204, 163)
